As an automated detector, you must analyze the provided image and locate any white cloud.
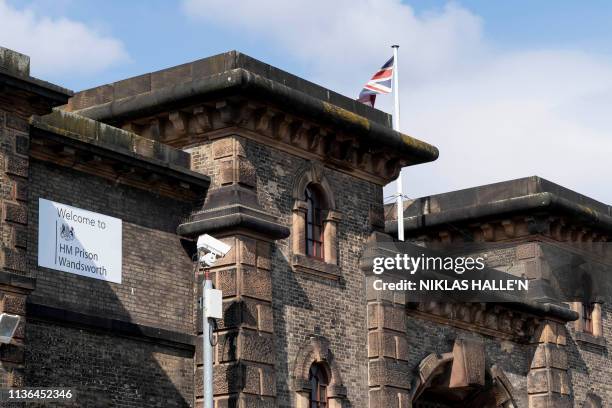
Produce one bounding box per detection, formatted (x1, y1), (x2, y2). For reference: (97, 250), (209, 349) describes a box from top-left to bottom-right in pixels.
(184, 0), (612, 203)
(0, 0), (128, 78)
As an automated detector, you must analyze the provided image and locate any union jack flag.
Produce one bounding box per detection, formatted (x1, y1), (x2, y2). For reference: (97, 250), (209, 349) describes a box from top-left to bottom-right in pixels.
(357, 56), (394, 107)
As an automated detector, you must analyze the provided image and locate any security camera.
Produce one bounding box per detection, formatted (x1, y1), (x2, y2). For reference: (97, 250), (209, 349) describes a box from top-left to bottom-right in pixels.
(0, 313), (20, 344)
(197, 234), (232, 267)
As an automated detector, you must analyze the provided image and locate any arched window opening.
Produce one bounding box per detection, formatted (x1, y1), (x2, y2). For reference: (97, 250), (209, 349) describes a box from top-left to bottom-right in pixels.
(305, 185), (324, 260)
(309, 363), (328, 407)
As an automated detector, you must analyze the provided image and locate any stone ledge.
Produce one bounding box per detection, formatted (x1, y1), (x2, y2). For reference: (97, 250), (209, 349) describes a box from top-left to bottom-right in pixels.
(0, 270), (36, 291)
(29, 110), (210, 200)
(292, 254), (341, 280)
(0, 46), (71, 104)
(31, 110), (192, 167)
(178, 185), (289, 239)
(27, 302), (195, 351)
(386, 176), (612, 236)
(574, 331), (606, 348)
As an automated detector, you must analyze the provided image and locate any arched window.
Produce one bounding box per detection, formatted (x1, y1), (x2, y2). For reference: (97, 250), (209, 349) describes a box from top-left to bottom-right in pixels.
(305, 185), (324, 260)
(291, 164), (342, 272)
(309, 363), (328, 407)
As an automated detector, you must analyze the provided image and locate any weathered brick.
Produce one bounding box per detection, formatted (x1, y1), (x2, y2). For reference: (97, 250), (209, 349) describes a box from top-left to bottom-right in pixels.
(3, 202), (27, 224)
(237, 157), (256, 187)
(13, 180), (28, 202)
(1, 247), (27, 272)
(0, 344), (24, 363)
(1, 293), (26, 314)
(241, 267), (271, 301)
(5, 155), (28, 177)
(240, 331), (274, 365)
(239, 236), (256, 266)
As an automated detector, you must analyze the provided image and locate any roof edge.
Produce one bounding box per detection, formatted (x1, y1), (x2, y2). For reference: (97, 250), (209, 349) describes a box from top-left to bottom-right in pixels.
(0, 69), (72, 104)
(71, 68), (439, 165)
(385, 191), (612, 234)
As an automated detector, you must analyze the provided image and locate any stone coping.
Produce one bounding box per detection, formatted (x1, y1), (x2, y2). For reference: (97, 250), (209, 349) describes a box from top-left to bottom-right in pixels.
(66, 50), (390, 126)
(30, 110), (210, 190)
(0, 47), (72, 103)
(385, 176), (612, 234)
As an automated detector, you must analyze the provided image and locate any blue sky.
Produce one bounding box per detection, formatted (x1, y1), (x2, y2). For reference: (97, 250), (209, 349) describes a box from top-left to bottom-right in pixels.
(10, 0), (612, 90)
(2, 0), (611, 203)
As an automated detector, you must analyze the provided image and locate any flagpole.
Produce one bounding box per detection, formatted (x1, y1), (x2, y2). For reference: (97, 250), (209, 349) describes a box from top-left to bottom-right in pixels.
(392, 45), (404, 241)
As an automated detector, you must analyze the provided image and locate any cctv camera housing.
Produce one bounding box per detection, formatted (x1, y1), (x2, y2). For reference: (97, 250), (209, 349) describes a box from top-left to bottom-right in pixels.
(0, 313), (20, 344)
(197, 234), (231, 257)
(200, 252), (218, 267)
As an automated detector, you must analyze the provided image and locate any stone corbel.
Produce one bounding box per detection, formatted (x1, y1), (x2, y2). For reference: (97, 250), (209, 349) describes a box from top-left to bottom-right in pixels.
(216, 100), (241, 124)
(193, 106), (212, 133)
(501, 219), (516, 238)
(255, 108), (275, 133)
(481, 223), (495, 241)
(293, 123), (310, 145)
(168, 111), (188, 137)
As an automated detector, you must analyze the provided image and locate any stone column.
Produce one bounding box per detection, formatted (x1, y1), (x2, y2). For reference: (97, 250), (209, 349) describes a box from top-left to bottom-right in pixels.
(195, 235), (277, 408)
(528, 320), (572, 408)
(181, 135), (289, 408)
(366, 274), (411, 407)
(0, 104), (30, 277)
(292, 201), (308, 256)
(323, 210), (342, 265)
(592, 303), (602, 337)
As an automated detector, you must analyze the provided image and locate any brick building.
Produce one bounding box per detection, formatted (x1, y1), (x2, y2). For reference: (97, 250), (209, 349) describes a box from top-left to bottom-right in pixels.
(0, 46), (609, 407)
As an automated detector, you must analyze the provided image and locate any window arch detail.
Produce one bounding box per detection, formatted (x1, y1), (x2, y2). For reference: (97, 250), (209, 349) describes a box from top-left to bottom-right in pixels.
(291, 162), (342, 266)
(292, 336), (346, 408)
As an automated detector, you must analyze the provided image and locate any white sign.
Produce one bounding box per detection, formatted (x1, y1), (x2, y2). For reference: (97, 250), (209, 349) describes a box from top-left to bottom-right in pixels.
(38, 198), (122, 283)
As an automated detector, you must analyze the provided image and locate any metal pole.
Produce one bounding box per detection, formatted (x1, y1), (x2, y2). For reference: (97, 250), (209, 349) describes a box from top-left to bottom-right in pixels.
(203, 269), (213, 408)
(392, 45), (404, 241)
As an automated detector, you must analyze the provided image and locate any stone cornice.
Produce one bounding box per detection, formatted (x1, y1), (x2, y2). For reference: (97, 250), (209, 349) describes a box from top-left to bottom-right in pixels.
(29, 110), (210, 201)
(98, 98), (430, 185)
(66, 65), (438, 185)
(407, 302), (542, 343)
(0, 70), (72, 105)
(177, 185), (290, 240)
(386, 176), (612, 241)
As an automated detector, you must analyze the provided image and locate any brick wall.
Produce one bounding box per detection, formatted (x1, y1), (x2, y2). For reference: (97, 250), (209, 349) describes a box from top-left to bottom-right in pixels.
(27, 160), (194, 333)
(24, 159), (197, 405)
(26, 319), (193, 407)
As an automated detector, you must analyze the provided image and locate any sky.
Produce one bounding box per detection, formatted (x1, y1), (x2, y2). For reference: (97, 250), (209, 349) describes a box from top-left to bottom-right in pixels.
(1, 0), (611, 204)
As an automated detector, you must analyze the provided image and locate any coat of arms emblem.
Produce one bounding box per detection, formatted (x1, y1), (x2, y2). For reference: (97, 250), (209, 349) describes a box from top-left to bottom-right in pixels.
(60, 223), (75, 241)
